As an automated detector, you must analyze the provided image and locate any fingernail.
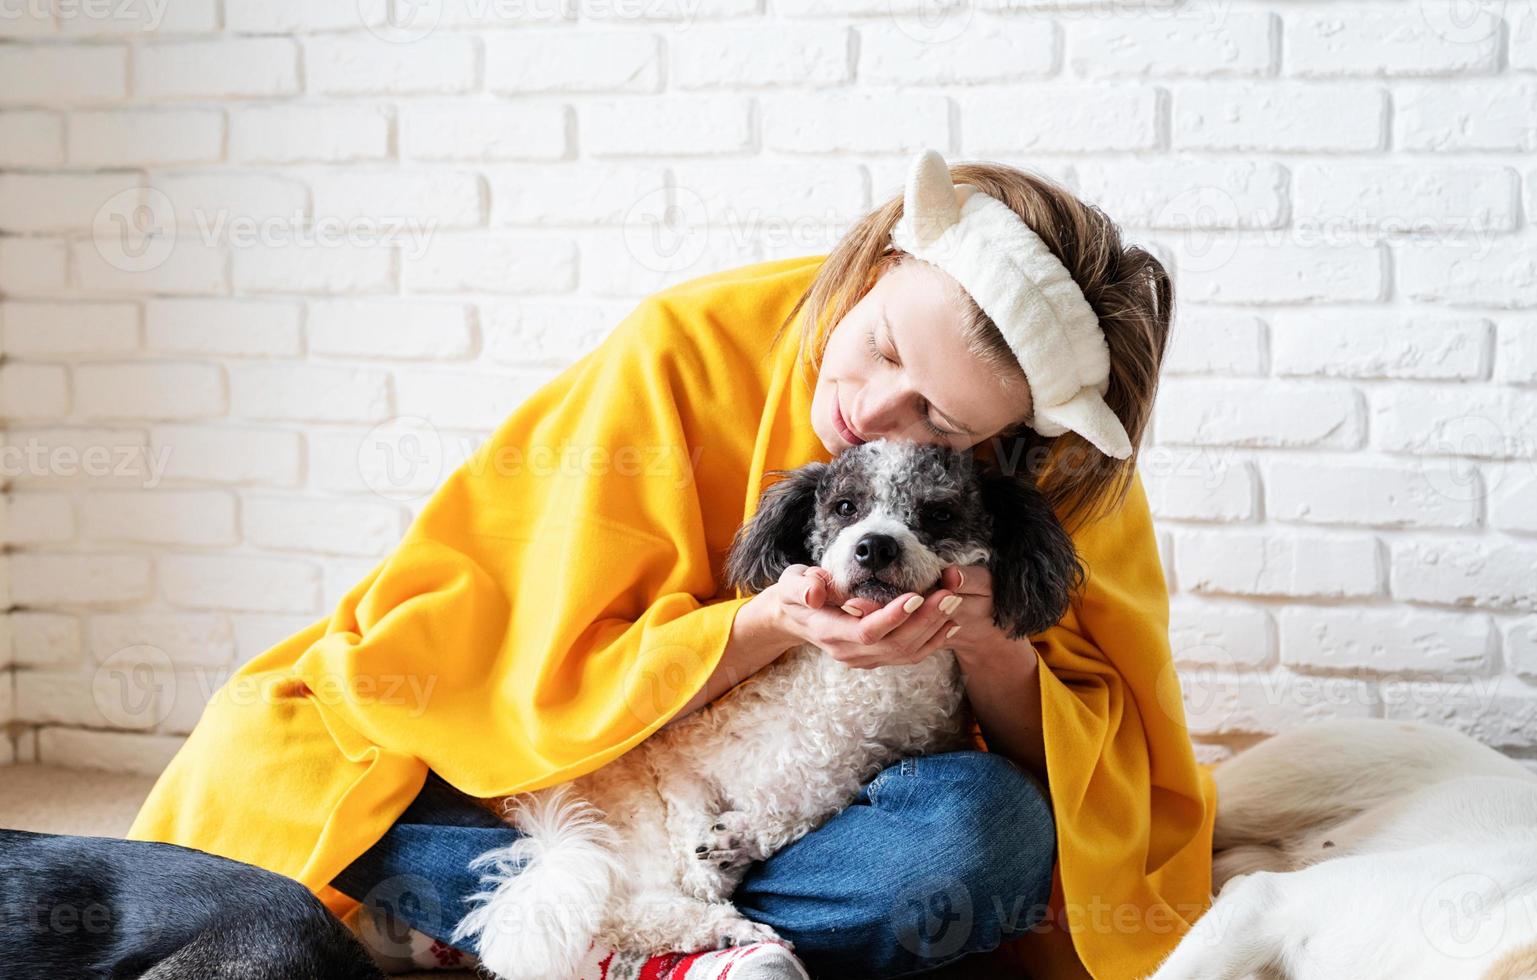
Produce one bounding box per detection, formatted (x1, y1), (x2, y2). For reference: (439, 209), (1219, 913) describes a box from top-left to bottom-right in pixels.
(803, 587), (813, 604)
(841, 602), (864, 617)
(902, 594), (923, 614)
(939, 595), (962, 616)
(956, 568), (966, 589)
(946, 624), (961, 639)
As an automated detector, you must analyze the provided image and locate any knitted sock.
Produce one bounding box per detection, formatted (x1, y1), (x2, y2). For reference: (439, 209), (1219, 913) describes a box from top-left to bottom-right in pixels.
(344, 903), (808, 979)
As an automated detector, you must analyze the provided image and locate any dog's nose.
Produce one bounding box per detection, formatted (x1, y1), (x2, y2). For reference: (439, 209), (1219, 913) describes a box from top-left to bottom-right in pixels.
(853, 534), (899, 572)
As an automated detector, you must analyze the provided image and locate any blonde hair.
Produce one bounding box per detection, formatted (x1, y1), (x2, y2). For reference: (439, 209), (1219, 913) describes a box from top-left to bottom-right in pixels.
(773, 161), (1174, 534)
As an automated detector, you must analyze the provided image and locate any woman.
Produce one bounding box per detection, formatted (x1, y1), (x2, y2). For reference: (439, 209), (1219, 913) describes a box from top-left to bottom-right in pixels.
(128, 151), (1217, 979)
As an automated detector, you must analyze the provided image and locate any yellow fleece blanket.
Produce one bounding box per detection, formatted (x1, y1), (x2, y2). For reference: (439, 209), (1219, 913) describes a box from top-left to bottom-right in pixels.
(128, 254), (1216, 979)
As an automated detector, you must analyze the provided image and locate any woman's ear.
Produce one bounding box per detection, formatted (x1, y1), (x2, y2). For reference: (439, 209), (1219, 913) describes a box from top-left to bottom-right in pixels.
(723, 462), (828, 595)
(981, 471), (1085, 640)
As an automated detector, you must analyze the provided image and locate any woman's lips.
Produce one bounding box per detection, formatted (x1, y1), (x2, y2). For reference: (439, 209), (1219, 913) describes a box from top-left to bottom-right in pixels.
(833, 396), (866, 446)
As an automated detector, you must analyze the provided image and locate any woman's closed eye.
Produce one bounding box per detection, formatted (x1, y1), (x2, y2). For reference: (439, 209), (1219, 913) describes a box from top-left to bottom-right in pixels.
(864, 325), (957, 439)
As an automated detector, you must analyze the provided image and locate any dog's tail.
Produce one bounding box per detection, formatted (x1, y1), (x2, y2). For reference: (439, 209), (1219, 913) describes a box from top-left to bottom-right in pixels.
(1213, 718), (1533, 852)
(450, 785), (621, 980)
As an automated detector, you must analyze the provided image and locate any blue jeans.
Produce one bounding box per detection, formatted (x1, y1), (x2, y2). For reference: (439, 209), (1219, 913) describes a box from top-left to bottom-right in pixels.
(331, 751), (1056, 979)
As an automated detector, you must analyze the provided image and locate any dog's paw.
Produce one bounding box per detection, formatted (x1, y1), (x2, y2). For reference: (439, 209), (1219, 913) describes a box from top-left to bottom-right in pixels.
(694, 810), (763, 869)
(714, 915), (785, 950)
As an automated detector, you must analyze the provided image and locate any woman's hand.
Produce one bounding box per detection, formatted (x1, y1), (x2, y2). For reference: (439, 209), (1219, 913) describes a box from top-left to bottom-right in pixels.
(765, 564), (962, 670)
(840, 564), (1034, 671)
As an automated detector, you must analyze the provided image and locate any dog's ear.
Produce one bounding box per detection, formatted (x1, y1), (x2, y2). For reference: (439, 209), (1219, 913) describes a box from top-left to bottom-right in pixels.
(723, 462), (828, 595)
(981, 471), (1085, 640)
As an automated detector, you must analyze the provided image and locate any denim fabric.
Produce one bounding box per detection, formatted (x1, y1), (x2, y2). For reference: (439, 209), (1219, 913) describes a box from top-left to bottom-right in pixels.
(331, 751), (1056, 979)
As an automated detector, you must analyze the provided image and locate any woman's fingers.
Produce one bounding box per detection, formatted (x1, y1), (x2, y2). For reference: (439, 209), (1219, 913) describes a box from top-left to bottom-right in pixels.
(946, 563), (992, 597)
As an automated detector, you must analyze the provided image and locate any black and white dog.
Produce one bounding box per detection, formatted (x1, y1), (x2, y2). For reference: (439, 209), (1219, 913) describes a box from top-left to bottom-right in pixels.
(456, 438), (1084, 980)
(0, 828), (383, 980)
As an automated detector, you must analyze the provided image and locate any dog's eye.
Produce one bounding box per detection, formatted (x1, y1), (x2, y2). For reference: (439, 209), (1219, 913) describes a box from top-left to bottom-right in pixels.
(925, 506), (953, 524)
(835, 499), (856, 517)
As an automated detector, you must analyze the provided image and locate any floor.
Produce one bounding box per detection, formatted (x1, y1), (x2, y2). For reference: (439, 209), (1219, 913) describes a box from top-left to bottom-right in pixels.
(0, 764), (469, 980)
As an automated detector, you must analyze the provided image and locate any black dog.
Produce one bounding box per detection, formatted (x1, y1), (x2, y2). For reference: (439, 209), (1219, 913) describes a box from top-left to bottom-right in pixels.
(0, 828), (383, 980)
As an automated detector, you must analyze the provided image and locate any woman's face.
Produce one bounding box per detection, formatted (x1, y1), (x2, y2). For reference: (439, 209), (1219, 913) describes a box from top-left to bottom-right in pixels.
(811, 258), (1033, 455)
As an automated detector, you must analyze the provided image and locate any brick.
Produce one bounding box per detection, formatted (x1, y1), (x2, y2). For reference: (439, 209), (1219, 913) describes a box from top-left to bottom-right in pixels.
(1143, 454), (1257, 522)
(161, 554), (320, 613)
(1281, 606), (1494, 677)
(1067, 11), (1273, 77)
(1508, 618), (1537, 680)
(228, 364), (391, 422)
(37, 727), (185, 776)
(154, 174), (309, 229)
(961, 87), (1159, 153)
(0, 364), (69, 419)
(88, 614), (234, 670)
(10, 554), (153, 605)
(482, 299), (627, 365)
(400, 102), (567, 161)
(10, 613), (83, 668)
(767, 91), (951, 154)
(1287, 7), (1499, 77)
(0, 110), (65, 166)
(73, 239), (229, 295)
(150, 424), (303, 487)
(1162, 310), (1265, 376)
(862, 18), (1053, 84)
(585, 95), (753, 156)
(67, 109), (223, 166)
(0, 173), (145, 232)
(243, 496), (406, 556)
(1169, 598), (1274, 669)
(1398, 240), (1537, 309)
(230, 105), (391, 163)
(1515, 2), (1537, 71)
(402, 234), (576, 294)
(145, 299), (302, 356)
(304, 36), (478, 96)
(1381, 676), (1537, 751)
(1497, 320), (1537, 385)
(307, 300), (473, 360)
(227, 0), (388, 32)
(1171, 239), (1383, 304)
(1294, 163), (1518, 234)
(1155, 379), (1364, 449)
(669, 160), (866, 226)
(232, 242), (395, 295)
(1179, 670), (1377, 737)
(1271, 311), (1490, 380)
(80, 490), (237, 546)
(1391, 538), (1537, 612)
(3, 493), (74, 544)
(1173, 83), (1387, 152)
(1372, 387), (1537, 458)
(487, 163), (668, 226)
(1078, 160), (1285, 230)
(579, 235), (761, 299)
(1174, 529), (1381, 599)
(311, 171), (484, 227)
(73, 363), (224, 420)
(0, 302), (139, 356)
(1266, 459), (1480, 529)
(486, 31), (660, 93)
(0, 45), (127, 105)
(16, 670), (146, 729)
(135, 39), (300, 99)
(675, 25), (849, 88)
(395, 370), (548, 429)
(0, 238), (69, 294)
(1488, 462), (1537, 534)
(1396, 82), (1537, 151)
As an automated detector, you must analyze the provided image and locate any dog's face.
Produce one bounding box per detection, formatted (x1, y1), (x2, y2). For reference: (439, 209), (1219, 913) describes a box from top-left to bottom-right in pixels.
(724, 439), (1084, 640)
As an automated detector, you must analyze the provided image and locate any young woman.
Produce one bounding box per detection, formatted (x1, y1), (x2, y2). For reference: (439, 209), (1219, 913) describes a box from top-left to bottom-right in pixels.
(129, 152), (1217, 980)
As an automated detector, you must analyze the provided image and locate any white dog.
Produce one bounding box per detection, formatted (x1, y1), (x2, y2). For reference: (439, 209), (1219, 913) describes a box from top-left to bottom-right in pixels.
(451, 439), (1084, 980)
(1147, 717), (1537, 980)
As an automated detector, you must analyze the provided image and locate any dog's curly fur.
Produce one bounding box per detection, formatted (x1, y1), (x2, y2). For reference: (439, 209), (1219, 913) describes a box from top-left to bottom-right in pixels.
(453, 439), (1083, 980)
(1146, 718), (1537, 980)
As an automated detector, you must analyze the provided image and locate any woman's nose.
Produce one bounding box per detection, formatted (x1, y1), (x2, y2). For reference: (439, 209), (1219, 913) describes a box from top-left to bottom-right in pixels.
(855, 384), (915, 440)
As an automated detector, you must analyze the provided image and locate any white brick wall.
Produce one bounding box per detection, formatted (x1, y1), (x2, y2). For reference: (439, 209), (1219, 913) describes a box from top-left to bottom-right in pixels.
(2, 0), (1536, 775)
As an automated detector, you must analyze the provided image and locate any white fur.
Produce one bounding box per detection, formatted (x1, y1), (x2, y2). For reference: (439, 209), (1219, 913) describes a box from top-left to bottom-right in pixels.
(1145, 719), (1537, 980)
